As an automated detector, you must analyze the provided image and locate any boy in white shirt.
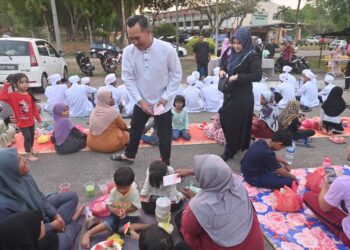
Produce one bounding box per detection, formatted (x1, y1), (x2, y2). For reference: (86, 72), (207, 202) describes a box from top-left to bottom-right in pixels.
(274, 73), (296, 109)
(296, 70), (319, 111)
(201, 76), (223, 112)
(192, 71), (205, 90)
(318, 74), (335, 103)
(44, 74), (67, 113)
(184, 75), (204, 113)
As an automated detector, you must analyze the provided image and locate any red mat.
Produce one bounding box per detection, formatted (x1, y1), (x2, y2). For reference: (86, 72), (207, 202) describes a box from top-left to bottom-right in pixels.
(12, 123), (215, 154)
(300, 117), (350, 138)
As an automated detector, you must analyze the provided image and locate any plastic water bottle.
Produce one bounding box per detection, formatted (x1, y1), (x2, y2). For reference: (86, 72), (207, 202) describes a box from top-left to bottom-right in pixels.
(285, 142), (296, 165)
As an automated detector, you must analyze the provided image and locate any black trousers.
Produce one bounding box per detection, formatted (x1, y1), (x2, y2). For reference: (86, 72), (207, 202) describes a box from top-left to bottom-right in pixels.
(141, 199), (184, 215)
(20, 125), (35, 153)
(196, 62), (208, 78)
(292, 129), (315, 141)
(125, 105), (172, 165)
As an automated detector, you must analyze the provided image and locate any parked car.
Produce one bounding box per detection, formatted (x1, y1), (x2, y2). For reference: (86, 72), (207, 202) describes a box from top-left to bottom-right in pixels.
(329, 39), (348, 50)
(0, 37), (67, 92)
(318, 37), (332, 44)
(170, 43), (187, 57)
(90, 42), (122, 58)
(306, 37), (319, 45)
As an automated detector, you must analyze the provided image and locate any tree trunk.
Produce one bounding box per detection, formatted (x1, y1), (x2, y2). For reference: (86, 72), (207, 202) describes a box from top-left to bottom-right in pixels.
(4, 12), (14, 33)
(43, 14), (51, 42)
(121, 0), (128, 46)
(294, 0), (302, 42)
(87, 17), (93, 45)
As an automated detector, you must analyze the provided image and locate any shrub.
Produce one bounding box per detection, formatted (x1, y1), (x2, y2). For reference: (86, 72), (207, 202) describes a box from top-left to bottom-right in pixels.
(187, 37), (215, 53)
(153, 23), (176, 38)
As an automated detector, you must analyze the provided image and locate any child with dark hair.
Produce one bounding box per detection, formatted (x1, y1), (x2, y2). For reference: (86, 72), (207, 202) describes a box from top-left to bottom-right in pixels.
(241, 129), (298, 189)
(172, 95), (191, 140)
(0, 73), (41, 161)
(140, 160), (184, 215)
(81, 166), (141, 248)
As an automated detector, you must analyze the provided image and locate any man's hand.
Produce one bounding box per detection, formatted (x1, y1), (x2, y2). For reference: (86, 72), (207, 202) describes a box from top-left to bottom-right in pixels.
(157, 98), (167, 107)
(175, 168), (194, 177)
(138, 99), (153, 115)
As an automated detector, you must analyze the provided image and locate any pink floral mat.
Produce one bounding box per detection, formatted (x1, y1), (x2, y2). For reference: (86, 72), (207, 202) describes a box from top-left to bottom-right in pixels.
(243, 166), (350, 250)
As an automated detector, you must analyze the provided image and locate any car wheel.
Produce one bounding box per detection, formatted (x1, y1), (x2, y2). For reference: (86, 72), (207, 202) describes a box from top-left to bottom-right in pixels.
(38, 73), (48, 93)
(178, 51), (184, 57)
(63, 67), (68, 80)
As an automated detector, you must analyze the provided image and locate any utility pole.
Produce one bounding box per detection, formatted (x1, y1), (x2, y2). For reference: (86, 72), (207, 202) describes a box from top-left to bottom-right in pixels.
(50, 0), (62, 52)
(176, 0), (179, 53)
(214, 0), (219, 56)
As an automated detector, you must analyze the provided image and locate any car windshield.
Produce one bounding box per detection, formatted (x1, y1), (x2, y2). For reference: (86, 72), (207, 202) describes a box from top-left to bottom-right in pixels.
(0, 41), (29, 56)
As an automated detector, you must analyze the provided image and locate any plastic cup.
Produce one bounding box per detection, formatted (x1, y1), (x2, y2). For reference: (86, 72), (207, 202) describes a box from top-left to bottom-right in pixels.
(58, 182), (71, 192)
(97, 180), (108, 195)
(85, 182), (95, 198)
(106, 178), (115, 193)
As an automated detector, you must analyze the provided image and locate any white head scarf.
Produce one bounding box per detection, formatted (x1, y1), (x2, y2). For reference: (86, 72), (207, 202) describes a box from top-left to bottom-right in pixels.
(187, 75), (196, 86)
(81, 77), (90, 85)
(192, 71), (200, 81)
(213, 67), (220, 76)
(68, 75), (80, 85)
(189, 154), (253, 247)
(282, 65), (292, 73)
(304, 70), (317, 80)
(48, 74), (61, 86)
(261, 90), (273, 103)
(302, 69), (311, 75)
(203, 76), (213, 85)
(279, 73), (289, 83)
(104, 73), (117, 86)
(325, 74), (334, 85)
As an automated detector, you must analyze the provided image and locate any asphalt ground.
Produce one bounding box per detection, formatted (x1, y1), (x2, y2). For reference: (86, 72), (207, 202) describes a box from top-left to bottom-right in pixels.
(9, 53), (350, 249)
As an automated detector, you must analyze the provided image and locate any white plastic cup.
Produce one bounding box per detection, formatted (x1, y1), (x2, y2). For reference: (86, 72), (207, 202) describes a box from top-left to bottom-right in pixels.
(97, 180), (108, 195)
(58, 182), (71, 192)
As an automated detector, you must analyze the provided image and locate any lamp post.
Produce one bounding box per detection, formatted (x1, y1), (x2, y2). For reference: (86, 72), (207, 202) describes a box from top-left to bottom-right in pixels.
(50, 0), (62, 52)
(214, 0), (219, 56)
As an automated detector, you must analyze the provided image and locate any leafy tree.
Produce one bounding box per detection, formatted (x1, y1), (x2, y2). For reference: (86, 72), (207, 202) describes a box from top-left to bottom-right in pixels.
(153, 23), (176, 37)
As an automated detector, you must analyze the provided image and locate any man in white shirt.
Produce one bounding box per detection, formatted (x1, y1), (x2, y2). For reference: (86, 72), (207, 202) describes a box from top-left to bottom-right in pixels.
(319, 74), (335, 103)
(65, 75), (97, 117)
(296, 70), (319, 111)
(183, 75), (204, 113)
(44, 74), (67, 113)
(275, 73), (296, 109)
(253, 75), (268, 111)
(112, 15), (181, 165)
(201, 76), (223, 112)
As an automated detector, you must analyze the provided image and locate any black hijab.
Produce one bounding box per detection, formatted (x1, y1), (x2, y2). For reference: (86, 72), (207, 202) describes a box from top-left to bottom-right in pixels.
(0, 210), (42, 250)
(322, 86), (346, 117)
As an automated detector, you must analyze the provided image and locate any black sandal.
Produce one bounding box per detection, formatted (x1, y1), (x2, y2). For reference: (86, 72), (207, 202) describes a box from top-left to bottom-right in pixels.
(110, 153), (134, 163)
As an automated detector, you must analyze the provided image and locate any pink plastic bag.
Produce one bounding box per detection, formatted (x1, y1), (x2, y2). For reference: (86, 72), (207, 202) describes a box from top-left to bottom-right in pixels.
(89, 194), (110, 217)
(274, 185), (303, 212)
(305, 168), (325, 192)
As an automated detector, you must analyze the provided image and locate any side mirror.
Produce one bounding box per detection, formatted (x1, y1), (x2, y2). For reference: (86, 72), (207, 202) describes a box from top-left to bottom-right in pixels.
(57, 51), (65, 57)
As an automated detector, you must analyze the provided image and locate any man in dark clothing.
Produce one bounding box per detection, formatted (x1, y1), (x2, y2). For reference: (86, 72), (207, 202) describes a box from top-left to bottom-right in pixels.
(265, 38), (279, 59)
(193, 36), (210, 78)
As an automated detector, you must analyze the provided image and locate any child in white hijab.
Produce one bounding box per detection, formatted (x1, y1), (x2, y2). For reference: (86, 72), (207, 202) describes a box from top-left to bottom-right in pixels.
(318, 74), (335, 103)
(296, 70), (319, 111)
(183, 75), (204, 113)
(44, 74), (67, 113)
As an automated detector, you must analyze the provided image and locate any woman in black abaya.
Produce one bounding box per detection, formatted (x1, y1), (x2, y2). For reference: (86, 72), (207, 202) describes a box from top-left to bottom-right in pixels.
(219, 27), (262, 161)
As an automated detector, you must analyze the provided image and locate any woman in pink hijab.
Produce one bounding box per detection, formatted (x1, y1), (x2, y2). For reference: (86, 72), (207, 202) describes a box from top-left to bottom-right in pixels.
(220, 38), (230, 57)
(87, 89), (129, 153)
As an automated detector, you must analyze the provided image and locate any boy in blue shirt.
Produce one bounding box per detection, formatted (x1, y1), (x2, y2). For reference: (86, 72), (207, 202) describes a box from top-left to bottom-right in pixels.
(240, 129), (297, 189)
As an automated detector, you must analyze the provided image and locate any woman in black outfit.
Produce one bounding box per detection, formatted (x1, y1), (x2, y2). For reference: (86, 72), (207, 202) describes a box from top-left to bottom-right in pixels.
(219, 27), (262, 161)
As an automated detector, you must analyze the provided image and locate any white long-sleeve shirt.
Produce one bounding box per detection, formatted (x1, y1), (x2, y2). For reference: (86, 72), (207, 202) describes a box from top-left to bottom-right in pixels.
(253, 82), (268, 111)
(201, 85), (223, 112)
(44, 84), (67, 113)
(183, 86), (204, 113)
(276, 82), (296, 109)
(65, 85), (97, 117)
(319, 83), (335, 102)
(122, 38), (182, 114)
(296, 80), (319, 107)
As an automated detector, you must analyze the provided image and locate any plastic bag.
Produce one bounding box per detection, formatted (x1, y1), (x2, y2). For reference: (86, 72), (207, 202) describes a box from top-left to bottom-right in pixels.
(305, 168), (325, 192)
(274, 185), (303, 212)
(89, 194), (110, 217)
(37, 134), (49, 144)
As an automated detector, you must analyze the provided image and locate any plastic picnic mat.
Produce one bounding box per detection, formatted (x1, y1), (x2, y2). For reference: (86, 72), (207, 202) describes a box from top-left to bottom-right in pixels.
(301, 117), (350, 138)
(244, 165), (350, 250)
(12, 123), (215, 154)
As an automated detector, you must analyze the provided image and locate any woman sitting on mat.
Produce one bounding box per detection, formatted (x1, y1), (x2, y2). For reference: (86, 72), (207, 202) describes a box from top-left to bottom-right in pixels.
(251, 90), (279, 139)
(87, 89), (129, 153)
(278, 100), (315, 148)
(320, 86), (346, 135)
(0, 148), (84, 250)
(176, 154), (264, 250)
(51, 103), (87, 155)
(304, 175), (350, 247)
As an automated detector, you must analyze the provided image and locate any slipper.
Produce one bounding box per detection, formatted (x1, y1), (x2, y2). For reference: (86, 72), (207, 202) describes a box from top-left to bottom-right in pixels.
(110, 153), (134, 163)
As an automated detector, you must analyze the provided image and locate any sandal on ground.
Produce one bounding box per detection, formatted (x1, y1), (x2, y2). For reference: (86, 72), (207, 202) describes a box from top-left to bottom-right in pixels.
(110, 153), (134, 163)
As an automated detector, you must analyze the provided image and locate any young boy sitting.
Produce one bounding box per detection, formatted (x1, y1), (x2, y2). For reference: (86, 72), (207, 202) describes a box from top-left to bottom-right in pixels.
(240, 129), (298, 189)
(81, 166), (141, 248)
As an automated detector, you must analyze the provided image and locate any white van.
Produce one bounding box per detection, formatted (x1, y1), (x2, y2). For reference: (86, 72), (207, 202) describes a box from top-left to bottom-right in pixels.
(0, 37), (68, 92)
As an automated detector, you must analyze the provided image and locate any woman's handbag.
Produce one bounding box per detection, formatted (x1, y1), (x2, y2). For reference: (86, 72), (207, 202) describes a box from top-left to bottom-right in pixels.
(218, 77), (229, 92)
